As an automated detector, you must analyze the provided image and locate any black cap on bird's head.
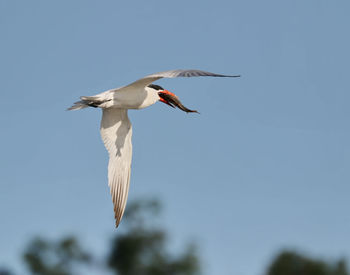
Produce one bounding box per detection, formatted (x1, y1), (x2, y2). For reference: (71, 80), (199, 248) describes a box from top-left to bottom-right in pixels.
(148, 84), (199, 114)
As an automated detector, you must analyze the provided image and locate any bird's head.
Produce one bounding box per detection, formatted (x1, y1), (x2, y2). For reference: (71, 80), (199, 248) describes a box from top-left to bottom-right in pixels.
(148, 84), (199, 113)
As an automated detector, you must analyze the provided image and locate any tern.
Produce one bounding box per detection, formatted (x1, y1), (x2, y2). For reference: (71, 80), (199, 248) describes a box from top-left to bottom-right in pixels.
(69, 69), (240, 227)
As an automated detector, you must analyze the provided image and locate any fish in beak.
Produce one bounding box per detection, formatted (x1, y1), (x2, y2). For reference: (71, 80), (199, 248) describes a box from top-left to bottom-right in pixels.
(158, 90), (199, 114)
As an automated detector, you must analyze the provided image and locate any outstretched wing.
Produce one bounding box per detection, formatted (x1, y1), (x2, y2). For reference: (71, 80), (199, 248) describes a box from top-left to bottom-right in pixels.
(124, 69), (240, 89)
(100, 108), (132, 227)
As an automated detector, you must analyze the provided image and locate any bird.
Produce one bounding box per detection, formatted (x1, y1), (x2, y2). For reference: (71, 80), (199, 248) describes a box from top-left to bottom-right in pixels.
(68, 69), (240, 227)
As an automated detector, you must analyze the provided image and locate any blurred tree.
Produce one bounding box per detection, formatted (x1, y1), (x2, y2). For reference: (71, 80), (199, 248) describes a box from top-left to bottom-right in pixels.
(107, 199), (200, 275)
(0, 268), (13, 275)
(23, 236), (91, 275)
(266, 251), (349, 275)
(21, 199), (199, 275)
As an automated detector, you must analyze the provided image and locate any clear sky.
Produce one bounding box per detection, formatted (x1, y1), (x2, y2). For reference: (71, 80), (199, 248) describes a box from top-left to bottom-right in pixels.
(1, 0), (349, 274)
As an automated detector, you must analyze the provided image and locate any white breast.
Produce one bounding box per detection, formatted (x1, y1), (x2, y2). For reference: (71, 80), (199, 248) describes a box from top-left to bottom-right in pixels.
(112, 86), (159, 109)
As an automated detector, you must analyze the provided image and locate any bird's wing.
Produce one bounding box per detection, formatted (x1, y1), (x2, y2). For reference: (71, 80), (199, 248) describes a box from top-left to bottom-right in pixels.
(123, 69), (240, 89)
(100, 108), (132, 227)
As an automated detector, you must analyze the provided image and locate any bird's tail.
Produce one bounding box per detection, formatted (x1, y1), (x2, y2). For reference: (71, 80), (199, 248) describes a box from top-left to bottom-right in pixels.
(67, 96), (107, 111)
(67, 100), (89, 111)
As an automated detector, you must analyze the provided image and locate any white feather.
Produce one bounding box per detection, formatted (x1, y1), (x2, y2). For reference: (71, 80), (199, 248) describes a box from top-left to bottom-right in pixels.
(100, 108), (132, 227)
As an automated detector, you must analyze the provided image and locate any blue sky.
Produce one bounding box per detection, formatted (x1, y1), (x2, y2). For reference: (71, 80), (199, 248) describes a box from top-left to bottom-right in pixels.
(1, 0), (349, 274)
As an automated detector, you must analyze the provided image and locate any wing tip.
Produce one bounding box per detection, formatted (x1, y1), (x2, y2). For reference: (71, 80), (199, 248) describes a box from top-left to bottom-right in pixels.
(215, 74), (241, 78)
(113, 205), (124, 229)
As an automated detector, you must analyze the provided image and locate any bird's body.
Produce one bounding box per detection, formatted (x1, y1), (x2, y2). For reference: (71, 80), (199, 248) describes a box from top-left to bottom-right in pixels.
(112, 86), (160, 109)
(71, 86), (159, 110)
(69, 69), (240, 227)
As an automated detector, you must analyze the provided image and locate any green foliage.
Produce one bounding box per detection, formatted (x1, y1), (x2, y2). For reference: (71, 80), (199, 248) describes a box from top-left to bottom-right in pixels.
(23, 236), (91, 275)
(266, 251), (349, 275)
(20, 199), (199, 275)
(107, 199), (200, 275)
(0, 268), (13, 275)
(9, 200), (349, 275)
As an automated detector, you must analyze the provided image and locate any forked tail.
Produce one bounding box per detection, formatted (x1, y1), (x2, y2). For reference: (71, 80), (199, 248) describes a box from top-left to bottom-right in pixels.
(67, 96), (109, 110)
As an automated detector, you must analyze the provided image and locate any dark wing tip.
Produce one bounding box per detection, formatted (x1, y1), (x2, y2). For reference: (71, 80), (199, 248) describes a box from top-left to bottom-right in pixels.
(176, 70), (241, 78)
(211, 73), (241, 78)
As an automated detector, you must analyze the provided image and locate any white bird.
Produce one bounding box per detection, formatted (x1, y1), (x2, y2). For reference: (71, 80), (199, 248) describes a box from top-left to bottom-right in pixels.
(68, 69), (240, 227)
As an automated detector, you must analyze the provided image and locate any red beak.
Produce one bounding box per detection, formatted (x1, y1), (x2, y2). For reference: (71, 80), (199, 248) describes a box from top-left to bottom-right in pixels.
(158, 90), (199, 113)
(159, 90), (177, 107)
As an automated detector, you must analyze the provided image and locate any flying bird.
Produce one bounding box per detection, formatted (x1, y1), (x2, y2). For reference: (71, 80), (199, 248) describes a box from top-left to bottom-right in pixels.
(68, 69), (240, 227)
